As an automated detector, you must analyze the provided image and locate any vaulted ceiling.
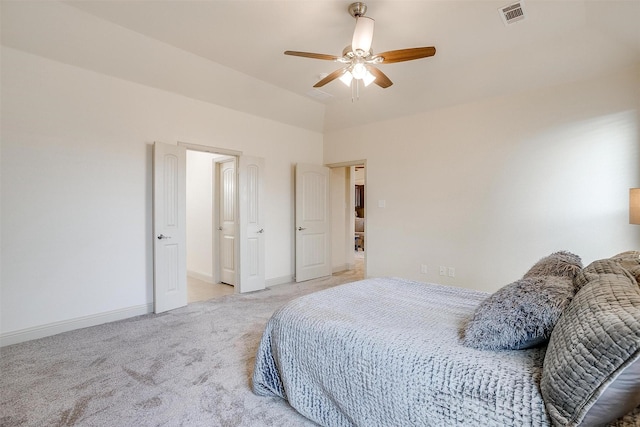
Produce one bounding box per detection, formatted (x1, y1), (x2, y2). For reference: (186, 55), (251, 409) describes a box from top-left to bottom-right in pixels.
(2, 1), (639, 132)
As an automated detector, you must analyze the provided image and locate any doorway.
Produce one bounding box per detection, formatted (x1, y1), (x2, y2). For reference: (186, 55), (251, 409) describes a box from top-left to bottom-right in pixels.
(353, 164), (365, 273)
(328, 161), (366, 279)
(186, 150), (234, 303)
(153, 142), (266, 312)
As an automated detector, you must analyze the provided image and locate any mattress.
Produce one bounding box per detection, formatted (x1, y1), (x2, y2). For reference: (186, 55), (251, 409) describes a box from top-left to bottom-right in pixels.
(252, 277), (550, 426)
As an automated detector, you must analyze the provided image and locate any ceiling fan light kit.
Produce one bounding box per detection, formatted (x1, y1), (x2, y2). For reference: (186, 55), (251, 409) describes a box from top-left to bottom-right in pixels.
(352, 16), (375, 55)
(339, 71), (353, 86)
(284, 2), (436, 96)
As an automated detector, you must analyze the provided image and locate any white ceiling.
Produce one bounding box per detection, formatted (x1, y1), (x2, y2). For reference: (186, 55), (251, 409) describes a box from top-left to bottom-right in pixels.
(3, 1), (640, 132)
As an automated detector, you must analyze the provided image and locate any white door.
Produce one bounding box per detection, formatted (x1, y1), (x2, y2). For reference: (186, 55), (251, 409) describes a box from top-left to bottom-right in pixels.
(153, 142), (187, 313)
(218, 159), (236, 285)
(295, 163), (331, 282)
(238, 156), (265, 293)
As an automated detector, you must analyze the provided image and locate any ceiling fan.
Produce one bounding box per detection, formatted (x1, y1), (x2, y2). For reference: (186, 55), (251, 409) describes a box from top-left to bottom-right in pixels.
(285, 2), (436, 90)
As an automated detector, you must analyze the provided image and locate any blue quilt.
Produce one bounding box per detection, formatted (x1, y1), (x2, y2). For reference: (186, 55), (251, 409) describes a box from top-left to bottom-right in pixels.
(252, 277), (551, 426)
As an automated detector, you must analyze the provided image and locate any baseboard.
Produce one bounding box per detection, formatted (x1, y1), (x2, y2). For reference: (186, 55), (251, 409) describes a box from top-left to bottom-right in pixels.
(187, 270), (214, 284)
(265, 275), (294, 287)
(266, 267), (354, 286)
(0, 303), (154, 347)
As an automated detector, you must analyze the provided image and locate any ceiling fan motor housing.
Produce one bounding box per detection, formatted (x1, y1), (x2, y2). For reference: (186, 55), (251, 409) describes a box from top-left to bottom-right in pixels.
(348, 2), (368, 18)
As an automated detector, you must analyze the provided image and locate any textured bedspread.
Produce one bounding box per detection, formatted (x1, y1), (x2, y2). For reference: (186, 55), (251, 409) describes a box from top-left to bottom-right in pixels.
(252, 277), (551, 427)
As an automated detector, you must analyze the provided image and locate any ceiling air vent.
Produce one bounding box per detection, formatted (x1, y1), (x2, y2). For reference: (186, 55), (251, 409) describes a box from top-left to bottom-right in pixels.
(499, 1), (526, 26)
(306, 89), (333, 101)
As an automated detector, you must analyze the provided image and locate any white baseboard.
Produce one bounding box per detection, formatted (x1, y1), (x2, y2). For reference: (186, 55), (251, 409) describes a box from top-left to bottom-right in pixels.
(0, 303), (153, 347)
(187, 270), (214, 284)
(265, 275), (294, 287)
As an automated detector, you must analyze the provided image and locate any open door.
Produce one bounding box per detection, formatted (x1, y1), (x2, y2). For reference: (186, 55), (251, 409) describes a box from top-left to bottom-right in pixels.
(153, 142), (187, 313)
(238, 156), (266, 292)
(218, 159), (237, 286)
(295, 163), (331, 282)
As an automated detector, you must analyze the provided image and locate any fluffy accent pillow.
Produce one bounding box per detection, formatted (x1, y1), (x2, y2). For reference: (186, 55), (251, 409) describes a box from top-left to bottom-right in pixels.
(523, 250), (583, 279)
(463, 276), (575, 350)
(463, 250), (583, 350)
(541, 259), (640, 426)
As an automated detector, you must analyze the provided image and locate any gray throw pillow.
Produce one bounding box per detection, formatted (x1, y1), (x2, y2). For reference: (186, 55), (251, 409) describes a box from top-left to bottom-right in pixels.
(463, 276), (575, 350)
(463, 251), (583, 350)
(541, 259), (640, 426)
(523, 250), (583, 279)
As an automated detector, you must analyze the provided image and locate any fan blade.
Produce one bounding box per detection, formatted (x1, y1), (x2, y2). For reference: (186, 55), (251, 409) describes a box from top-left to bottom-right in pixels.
(284, 51), (340, 61)
(375, 47), (436, 63)
(368, 67), (393, 88)
(313, 68), (346, 88)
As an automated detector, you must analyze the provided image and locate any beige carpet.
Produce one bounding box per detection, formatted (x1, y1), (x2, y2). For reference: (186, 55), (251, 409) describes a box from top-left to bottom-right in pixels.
(0, 267), (364, 427)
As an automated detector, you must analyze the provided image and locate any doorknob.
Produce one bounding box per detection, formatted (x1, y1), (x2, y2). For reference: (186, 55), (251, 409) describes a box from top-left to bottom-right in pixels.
(257, 229), (264, 233)
(157, 234), (172, 240)
(297, 227), (306, 231)
(217, 226), (223, 230)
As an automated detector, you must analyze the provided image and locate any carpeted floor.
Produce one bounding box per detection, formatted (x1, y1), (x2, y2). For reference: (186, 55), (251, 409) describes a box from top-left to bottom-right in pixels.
(0, 266), (364, 427)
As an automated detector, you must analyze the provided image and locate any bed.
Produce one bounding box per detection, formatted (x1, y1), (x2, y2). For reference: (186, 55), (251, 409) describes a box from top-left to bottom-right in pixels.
(252, 253), (640, 427)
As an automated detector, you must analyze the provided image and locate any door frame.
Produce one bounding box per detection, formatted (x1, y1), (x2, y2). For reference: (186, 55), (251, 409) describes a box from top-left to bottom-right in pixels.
(326, 159), (367, 278)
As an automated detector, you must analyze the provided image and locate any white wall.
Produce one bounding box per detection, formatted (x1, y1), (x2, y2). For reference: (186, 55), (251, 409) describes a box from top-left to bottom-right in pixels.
(325, 65), (640, 292)
(0, 1), (325, 133)
(1, 47), (323, 341)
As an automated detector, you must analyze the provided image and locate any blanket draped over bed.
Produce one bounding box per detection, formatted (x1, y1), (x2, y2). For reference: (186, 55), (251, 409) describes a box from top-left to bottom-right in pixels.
(252, 277), (551, 427)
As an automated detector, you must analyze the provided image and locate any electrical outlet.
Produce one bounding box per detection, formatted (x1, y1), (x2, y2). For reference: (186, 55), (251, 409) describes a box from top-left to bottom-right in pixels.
(439, 266), (446, 276)
(448, 267), (456, 277)
(420, 264), (428, 274)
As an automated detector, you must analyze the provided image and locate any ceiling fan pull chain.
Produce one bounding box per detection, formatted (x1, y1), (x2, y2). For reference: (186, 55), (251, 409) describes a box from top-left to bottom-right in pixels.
(350, 79), (360, 102)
